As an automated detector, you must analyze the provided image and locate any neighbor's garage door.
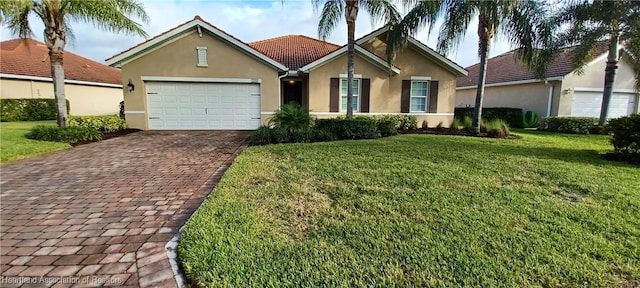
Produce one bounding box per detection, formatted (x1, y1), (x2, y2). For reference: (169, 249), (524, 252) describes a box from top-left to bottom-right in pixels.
(145, 82), (261, 130)
(571, 91), (636, 119)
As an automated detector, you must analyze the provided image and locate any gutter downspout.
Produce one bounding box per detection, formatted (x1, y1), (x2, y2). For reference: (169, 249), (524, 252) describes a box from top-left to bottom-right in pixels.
(545, 80), (554, 117)
(278, 72), (289, 109)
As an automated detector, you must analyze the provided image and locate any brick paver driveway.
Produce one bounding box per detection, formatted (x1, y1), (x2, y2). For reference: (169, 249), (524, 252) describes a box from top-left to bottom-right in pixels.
(0, 131), (250, 287)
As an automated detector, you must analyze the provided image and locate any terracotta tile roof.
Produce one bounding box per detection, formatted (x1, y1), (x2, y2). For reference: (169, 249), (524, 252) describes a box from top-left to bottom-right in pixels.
(249, 35), (341, 70)
(1, 38), (121, 85)
(457, 43), (609, 87)
(106, 15), (249, 63)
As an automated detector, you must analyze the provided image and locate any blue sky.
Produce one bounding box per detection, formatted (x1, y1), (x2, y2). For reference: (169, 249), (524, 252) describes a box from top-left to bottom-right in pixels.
(0, 0), (512, 68)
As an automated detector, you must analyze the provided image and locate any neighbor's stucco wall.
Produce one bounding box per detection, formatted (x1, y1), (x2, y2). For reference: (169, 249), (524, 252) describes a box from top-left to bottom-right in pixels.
(456, 82), (561, 118)
(119, 31), (279, 129)
(0, 78), (122, 115)
(307, 37), (458, 127)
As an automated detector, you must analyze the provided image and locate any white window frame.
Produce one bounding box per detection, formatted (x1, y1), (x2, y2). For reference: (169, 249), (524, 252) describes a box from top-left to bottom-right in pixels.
(339, 74), (362, 112)
(196, 46), (208, 67)
(410, 76), (431, 113)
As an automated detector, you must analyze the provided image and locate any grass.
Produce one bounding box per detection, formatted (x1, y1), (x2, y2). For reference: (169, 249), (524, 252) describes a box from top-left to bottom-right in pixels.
(0, 121), (70, 164)
(178, 130), (639, 287)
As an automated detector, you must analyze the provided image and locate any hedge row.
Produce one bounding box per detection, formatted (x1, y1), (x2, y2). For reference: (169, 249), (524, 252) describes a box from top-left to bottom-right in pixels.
(605, 114), (640, 164)
(454, 107), (524, 128)
(537, 117), (600, 134)
(250, 117), (399, 146)
(0, 98), (69, 122)
(69, 115), (127, 132)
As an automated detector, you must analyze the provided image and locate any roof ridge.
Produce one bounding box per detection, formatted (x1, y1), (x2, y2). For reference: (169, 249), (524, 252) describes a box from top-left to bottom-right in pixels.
(249, 34), (340, 48)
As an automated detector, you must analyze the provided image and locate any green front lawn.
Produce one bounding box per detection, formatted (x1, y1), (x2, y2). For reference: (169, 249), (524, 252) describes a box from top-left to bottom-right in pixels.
(179, 130), (639, 287)
(0, 121), (70, 164)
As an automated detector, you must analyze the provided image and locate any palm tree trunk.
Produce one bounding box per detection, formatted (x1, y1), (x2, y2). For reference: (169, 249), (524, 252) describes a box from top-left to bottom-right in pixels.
(345, 0), (358, 119)
(48, 37), (69, 127)
(472, 15), (492, 135)
(598, 33), (619, 126)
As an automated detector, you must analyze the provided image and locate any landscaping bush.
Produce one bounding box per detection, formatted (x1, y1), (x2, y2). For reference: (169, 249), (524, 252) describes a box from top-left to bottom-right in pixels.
(0, 98), (69, 122)
(26, 125), (102, 144)
(309, 126), (338, 142)
(455, 107), (524, 128)
(314, 118), (380, 140)
(377, 119), (397, 137)
(69, 115), (127, 132)
(268, 104), (313, 133)
(249, 126), (276, 145)
(538, 116), (598, 134)
(369, 114), (417, 130)
(605, 114), (640, 164)
(484, 119), (511, 138)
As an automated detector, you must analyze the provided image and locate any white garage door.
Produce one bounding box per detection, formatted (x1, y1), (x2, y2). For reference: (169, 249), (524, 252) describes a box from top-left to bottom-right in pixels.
(146, 82), (261, 130)
(571, 91), (636, 119)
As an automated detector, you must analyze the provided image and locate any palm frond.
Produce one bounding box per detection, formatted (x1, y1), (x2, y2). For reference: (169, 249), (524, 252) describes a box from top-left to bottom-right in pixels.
(622, 36), (640, 91)
(437, 0), (475, 54)
(360, 0), (401, 28)
(317, 0), (344, 41)
(64, 0), (148, 38)
(1, 0), (35, 38)
(385, 0), (443, 62)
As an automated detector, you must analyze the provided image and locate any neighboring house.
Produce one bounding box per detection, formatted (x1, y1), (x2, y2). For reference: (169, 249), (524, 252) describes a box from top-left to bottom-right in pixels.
(456, 45), (639, 119)
(0, 38), (123, 115)
(105, 16), (467, 130)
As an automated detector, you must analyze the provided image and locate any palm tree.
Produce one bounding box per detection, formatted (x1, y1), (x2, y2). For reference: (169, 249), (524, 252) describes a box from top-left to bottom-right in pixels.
(0, 0), (148, 127)
(313, 0), (400, 118)
(386, 0), (549, 134)
(546, 0), (640, 126)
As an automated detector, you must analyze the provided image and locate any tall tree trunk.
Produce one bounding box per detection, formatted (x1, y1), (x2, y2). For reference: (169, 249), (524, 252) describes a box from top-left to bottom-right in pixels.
(47, 33), (69, 127)
(472, 13), (493, 135)
(345, 0), (358, 119)
(598, 33), (619, 126)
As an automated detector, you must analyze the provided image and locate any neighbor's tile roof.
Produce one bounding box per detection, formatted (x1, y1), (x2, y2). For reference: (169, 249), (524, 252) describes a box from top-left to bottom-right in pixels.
(0, 38), (121, 85)
(457, 44), (609, 87)
(249, 35), (341, 70)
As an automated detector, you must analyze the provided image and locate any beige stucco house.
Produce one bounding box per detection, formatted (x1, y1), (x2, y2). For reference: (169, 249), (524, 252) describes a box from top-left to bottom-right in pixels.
(456, 45), (639, 119)
(105, 16), (467, 130)
(0, 39), (123, 116)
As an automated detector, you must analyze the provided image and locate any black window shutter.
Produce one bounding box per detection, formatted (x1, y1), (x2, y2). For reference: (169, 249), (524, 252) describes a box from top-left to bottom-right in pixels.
(401, 80), (411, 113)
(330, 78), (339, 112)
(428, 81), (439, 113)
(361, 79), (371, 113)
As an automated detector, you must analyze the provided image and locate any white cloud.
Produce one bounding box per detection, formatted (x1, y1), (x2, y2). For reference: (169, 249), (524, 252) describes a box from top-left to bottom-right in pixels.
(0, 0), (516, 68)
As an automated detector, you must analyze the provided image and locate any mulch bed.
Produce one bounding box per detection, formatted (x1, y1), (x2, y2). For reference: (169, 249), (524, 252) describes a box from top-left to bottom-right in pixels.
(398, 128), (520, 139)
(72, 129), (141, 146)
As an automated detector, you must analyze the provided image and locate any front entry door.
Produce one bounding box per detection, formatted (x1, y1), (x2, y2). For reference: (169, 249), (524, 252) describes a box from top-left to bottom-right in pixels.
(283, 80), (303, 106)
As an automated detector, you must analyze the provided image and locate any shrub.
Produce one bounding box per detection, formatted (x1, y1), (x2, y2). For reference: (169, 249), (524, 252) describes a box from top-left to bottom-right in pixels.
(315, 118), (380, 140)
(371, 114), (418, 130)
(435, 121), (444, 132)
(421, 120), (428, 129)
(463, 116), (473, 131)
(0, 99), (70, 122)
(455, 107), (524, 128)
(69, 115), (127, 133)
(377, 119), (397, 137)
(605, 114), (640, 164)
(268, 104), (313, 134)
(26, 125), (102, 144)
(485, 119), (511, 138)
(538, 117), (598, 134)
(450, 118), (462, 132)
(249, 126), (275, 145)
(310, 126), (338, 142)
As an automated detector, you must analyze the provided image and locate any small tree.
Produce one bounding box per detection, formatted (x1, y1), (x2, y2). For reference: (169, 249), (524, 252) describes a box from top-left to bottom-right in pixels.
(0, 0), (149, 127)
(313, 0), (400, 118)
(386, 0), (549, 135)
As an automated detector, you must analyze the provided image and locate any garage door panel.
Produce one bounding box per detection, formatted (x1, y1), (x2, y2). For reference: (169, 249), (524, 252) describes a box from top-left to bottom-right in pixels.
(146, 82), (260, 130)
(571, 91), (635, 119)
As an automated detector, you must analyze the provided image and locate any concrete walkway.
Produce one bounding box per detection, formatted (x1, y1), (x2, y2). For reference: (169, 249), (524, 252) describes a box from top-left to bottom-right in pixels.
(0, 131), (249, 287)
